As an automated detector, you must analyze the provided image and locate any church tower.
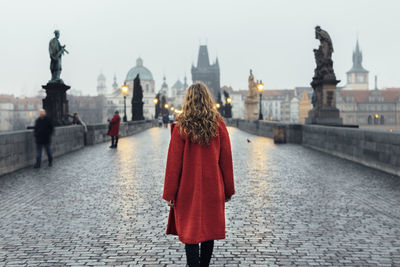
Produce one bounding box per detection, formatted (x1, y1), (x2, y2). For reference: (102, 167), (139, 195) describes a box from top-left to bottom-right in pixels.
(191, 45), (220, 100)
(97, 73), (107, 95)
(345, 40), (369, 90)
(112, 74), (118, 93)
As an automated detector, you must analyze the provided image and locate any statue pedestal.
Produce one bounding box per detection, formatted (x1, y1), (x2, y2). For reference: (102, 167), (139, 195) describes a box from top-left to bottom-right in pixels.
(306, 79), (342, 125)
(245, 97), (258, 120)
(42, 82), (71, 126)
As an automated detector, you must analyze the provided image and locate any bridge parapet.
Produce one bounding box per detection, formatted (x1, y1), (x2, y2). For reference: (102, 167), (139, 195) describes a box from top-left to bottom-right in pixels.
(225, 119), (400, 176)
(0, 120), (156, 176)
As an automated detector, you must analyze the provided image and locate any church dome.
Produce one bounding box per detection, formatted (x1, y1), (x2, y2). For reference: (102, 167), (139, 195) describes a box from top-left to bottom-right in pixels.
(98, 73), (106, 81)
(125, 57), (154, 81)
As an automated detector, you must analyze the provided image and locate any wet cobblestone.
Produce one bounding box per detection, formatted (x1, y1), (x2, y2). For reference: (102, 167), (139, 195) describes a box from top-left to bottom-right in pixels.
(0, 127), (400, 266)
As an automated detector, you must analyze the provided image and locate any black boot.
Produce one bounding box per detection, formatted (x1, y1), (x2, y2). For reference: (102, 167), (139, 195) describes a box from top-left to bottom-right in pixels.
(34, 163), (41, 169)
(114, 137), (119, 148)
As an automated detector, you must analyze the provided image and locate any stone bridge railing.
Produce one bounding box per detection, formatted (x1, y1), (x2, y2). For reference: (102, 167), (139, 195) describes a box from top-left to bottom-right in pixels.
(225, 119), (400, 177)
(0, 120), (156, 177)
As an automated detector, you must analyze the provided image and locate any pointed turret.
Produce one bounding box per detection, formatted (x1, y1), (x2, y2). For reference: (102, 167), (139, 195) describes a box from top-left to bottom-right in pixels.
(347, 39), (368, 73)
(183, 74), (188, 89)
(197, 45), (210, 68)
(112, 74), (118, 92)
(345, 39), (369, 90)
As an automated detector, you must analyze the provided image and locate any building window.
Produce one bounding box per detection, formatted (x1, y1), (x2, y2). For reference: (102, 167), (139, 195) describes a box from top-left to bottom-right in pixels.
(146, 84), (149, 92)
(367, 115), (372, 125)
(357, 74), (365, 83)
(380, 115), (385, 125)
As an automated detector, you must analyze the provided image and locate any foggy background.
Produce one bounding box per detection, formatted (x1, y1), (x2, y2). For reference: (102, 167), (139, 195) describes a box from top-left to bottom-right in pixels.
(0, 0), (399, 96)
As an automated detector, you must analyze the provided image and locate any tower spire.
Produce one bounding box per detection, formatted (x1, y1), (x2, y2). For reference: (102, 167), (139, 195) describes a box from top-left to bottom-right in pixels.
(197, 45), (210, 68)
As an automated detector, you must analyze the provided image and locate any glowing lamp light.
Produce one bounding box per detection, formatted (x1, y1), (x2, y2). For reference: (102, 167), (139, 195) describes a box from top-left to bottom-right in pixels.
(257, 81), (264, 93)
(216, 103), (221, 109)
(390, 128), (393, 133)
(121, 83), (129, 95)
(164, 104), (169, 109)
(171, 107), (175, 111)
(153, 98), (158, 104)
(227, 97), (232, 104)
(375, 114), (379, 119)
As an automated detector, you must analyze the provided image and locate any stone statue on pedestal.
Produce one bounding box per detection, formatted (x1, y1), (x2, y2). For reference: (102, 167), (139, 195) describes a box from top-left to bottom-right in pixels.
(306, 26), (342, 125)
(245, 69), (259, 120)
(49, 30), (69, 83)
(42, 30), (71, 126)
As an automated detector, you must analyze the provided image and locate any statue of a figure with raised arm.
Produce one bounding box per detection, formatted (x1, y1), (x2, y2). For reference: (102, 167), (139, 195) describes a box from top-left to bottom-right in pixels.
(49, 30), (69, 83)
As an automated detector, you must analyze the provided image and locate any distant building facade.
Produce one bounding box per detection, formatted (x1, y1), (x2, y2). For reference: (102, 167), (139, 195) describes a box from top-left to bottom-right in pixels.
(68, 95), (106, 124)
(191, 45), (220, 100)
(0, 95), (41, 131)
(337, 88), (400, 126)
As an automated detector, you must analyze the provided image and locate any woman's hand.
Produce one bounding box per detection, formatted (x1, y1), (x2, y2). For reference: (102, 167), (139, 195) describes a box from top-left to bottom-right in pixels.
(166, 200), (174, 207)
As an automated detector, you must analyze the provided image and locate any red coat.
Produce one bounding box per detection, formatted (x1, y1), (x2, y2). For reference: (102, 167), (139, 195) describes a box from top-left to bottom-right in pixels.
(108, 114), (121, 136)
(163, 120), (235, 244)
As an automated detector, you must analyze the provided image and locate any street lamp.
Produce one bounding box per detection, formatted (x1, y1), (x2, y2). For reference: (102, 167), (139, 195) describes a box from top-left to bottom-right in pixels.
(153, 98), (158, 105)
(216, 103), (221, 109)
(257, 80), (264, 120)
(121, 83), (129, 122)
(164, 104), (169, 109)
(226, 97), (232, 104)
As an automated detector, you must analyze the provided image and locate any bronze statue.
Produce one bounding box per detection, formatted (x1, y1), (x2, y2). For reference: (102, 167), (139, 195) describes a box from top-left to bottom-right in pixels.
(49, 30), (69, 83)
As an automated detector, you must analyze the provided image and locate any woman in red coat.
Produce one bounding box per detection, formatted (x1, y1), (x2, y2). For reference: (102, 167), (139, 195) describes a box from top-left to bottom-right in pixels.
(163, 82), (235, 267)
(107, 110), (121, 148)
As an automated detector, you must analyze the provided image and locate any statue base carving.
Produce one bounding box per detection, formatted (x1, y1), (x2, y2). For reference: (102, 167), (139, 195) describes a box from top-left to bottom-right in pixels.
(42, 82), (71, 126)
(306, 79), (343, 126)
(245, 98), (258, 120)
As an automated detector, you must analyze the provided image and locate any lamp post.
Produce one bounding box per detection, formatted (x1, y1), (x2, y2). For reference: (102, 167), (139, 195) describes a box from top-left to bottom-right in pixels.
(257, 80), (264, 120)
(153, 97), (159, 118)
(121, 83), (129, 122)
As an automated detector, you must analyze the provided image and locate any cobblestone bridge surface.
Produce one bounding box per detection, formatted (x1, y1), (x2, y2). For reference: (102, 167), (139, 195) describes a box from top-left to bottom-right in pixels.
(1, 127), (400, 266)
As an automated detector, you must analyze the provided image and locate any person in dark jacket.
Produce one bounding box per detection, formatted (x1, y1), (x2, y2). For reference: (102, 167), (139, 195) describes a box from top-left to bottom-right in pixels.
(108, 111), (121, 148)
(34, 109), (54, 168)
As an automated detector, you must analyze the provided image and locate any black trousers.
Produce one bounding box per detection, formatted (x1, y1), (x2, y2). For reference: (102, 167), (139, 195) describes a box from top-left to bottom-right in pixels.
(185, 240), (214, 267)
(36, 143), (53, 166)
(111, 136), (119, 147)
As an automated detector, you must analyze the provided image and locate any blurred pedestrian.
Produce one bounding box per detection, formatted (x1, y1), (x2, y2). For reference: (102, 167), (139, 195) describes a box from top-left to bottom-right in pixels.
(163, 82), (235, 267)
(162, 113), (169, 128)
(70, 112), (87, 132)
(108, 110), (121, 148)
(33, 109), (54, 168)
(158, 115), (163, 127)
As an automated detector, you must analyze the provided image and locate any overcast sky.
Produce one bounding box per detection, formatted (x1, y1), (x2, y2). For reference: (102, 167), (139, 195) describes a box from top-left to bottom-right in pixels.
(0, 0), (399, 96)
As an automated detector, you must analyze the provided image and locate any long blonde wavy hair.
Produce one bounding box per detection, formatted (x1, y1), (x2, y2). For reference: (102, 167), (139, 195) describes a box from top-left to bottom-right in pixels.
(176, 82), (222, 145)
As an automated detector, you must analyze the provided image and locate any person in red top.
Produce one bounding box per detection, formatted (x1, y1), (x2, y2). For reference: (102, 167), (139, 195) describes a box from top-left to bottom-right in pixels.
(107, 110), (121, 148)
(163, 82), (235, 267)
